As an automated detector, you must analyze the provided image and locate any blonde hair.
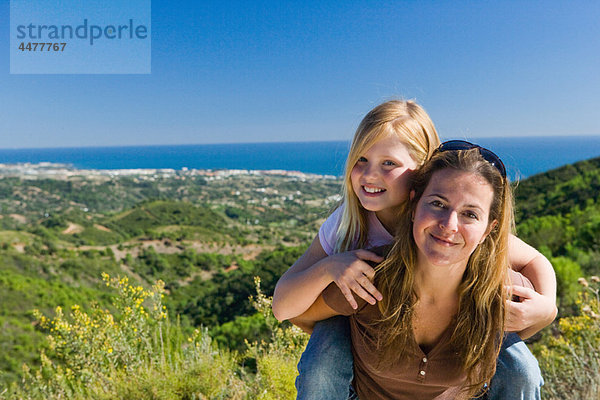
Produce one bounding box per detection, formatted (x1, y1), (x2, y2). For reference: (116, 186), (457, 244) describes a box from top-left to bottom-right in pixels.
(334, 100), (441, 253)
(374, 148), (513, 397)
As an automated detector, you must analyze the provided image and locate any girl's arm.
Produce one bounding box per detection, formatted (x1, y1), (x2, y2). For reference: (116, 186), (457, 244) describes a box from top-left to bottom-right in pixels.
(272, 234), (383, 322)
(289, 294), (341, 334)
(507, 234), (558, 338)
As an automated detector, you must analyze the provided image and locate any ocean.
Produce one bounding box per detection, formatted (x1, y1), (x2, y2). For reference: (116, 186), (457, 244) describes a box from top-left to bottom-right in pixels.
(1, 136), (600, 180)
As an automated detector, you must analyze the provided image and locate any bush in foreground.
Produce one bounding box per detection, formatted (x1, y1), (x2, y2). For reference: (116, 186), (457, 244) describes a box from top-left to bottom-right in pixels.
(2, 274), (306, 399)
(5, 273), (600, 399)
(533, 275), (600, 399)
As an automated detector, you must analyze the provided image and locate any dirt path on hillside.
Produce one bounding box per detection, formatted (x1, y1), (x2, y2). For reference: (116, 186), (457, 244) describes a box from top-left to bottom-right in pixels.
(76, 240), (271, 261)
(9, 214), (27, 224)
(62, 223), (84, 234)
(94, 224), (112, 232)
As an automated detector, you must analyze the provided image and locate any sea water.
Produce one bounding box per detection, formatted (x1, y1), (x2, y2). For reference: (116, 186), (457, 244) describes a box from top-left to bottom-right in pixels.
(1, 136), (599, 179)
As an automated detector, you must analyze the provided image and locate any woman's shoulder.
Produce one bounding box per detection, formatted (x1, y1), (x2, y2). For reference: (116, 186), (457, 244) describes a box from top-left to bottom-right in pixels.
(508, 269), (534, 302)
(508, 269), (534, 290)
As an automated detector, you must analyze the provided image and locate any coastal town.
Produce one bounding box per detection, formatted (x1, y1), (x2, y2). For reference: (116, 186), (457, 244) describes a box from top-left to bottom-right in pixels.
(0, 162), (339, 180)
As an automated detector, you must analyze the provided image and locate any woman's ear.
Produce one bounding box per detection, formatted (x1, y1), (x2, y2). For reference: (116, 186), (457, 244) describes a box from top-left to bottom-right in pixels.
(481, 220), (498, 244)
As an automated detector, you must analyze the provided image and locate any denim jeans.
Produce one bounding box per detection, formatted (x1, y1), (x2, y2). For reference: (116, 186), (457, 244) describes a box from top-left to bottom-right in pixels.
(485, 332), (544, 400)
(295, 316), (354, 400)
(295, 318), (543, 400)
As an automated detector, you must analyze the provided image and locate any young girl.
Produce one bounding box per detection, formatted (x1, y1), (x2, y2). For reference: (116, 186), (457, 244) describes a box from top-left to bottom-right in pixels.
(272, 101), (556, 399)
(289, 144), (528, 399)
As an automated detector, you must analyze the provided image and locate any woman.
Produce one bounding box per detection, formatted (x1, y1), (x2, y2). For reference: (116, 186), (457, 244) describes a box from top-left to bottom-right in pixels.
(272, 101), (552, 399)
(285, 142), (533, 399)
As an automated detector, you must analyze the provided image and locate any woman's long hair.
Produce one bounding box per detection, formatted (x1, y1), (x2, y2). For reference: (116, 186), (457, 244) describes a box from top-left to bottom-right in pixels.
(334, 100), (440, 253)
(374, 148), (513, 397)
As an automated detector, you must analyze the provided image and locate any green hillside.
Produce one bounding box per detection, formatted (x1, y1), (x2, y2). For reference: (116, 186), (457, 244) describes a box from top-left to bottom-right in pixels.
(515, 156), (600, 221)
(515, 156), (600, 281)
(0, 161), (599, 399)
(0, 170), (338, 390)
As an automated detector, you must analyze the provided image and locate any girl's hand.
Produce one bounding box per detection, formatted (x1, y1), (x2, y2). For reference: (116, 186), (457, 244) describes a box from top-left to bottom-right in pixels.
(505, 285), (557, 335)
(326, 249), (384, 310)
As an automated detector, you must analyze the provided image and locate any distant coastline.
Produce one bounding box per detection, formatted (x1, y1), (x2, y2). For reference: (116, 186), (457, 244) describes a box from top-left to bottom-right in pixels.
(0, 162), (338, 181)
(1, 136), (600, 179)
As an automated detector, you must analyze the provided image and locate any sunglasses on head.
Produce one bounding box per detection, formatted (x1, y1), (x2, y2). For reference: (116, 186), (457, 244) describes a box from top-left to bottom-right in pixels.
(435, 140), (507, 179)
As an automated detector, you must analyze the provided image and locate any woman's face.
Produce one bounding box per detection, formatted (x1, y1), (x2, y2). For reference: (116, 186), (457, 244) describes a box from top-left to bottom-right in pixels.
(412, 168), (497, 268)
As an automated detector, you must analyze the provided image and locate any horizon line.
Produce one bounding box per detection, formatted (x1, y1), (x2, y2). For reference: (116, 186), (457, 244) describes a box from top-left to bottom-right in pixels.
(2, 134), (600, 151)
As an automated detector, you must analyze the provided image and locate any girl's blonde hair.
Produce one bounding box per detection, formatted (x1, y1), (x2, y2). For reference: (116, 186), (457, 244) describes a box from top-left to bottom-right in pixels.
(334, 100), (441, 253)
(374, 148), (513, 397)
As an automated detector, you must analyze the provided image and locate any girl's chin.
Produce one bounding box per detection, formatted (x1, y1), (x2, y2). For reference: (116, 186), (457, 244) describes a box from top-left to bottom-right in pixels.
(358, 201), (384, 212)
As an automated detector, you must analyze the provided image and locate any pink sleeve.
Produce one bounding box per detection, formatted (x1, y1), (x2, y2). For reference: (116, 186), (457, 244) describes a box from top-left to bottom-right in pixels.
(318, 206), (343, 256)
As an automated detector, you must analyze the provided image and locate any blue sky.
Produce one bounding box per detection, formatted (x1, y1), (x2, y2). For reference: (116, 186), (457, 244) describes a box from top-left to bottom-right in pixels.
(1, 0), (599, 149)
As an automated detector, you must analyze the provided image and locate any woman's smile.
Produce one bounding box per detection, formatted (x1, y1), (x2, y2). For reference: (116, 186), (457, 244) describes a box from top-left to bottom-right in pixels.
(428, 232), (460, 247)
(412, 168), (496, 268)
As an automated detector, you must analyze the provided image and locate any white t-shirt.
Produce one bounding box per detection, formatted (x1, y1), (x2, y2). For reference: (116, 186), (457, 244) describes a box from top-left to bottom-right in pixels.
(318, 205), (394, 255)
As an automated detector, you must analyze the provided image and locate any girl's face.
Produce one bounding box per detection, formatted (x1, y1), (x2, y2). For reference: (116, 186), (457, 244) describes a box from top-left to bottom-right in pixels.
(412, 168), (496, 268)
(350, 135), (418, 218)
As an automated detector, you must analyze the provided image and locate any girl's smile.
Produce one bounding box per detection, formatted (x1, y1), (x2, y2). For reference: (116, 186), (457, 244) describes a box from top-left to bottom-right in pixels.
(350, 135), (418, 230)
(362, 185), (386, 195)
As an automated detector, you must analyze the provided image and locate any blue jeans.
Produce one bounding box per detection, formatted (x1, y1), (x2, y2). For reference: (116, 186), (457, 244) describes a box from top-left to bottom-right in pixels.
(295, 318), (543, 400)
(295, 316), (355, 400)
(485, 332), (544, 400)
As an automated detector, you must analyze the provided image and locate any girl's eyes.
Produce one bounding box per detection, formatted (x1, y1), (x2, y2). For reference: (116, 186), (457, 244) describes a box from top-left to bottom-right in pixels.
(463, 211), (479, 220)
(356, 157), (397, 167)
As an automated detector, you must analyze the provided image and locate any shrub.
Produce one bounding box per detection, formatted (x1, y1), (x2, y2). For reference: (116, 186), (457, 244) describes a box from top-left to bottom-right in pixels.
(533, 275), (600, 400)
(1, 275), (308, 400)
(246, 277), (308, 400)
(551, 256), (583, 310)
(4, 274), (247, 399)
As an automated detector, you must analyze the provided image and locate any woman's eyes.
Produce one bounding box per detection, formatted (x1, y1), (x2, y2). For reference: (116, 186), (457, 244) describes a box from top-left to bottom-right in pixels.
(383, 160), (397, 166)
(430, 200), (445, 208)
(429, 201), (479, 220)
(357, 156), (367, 163)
